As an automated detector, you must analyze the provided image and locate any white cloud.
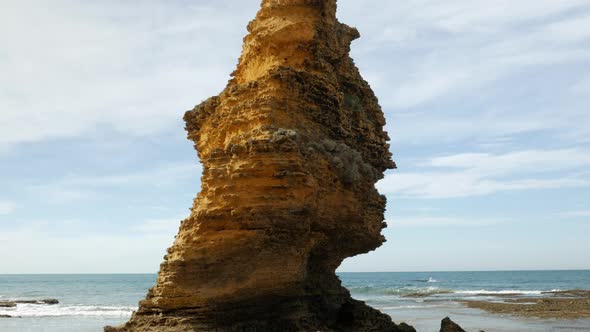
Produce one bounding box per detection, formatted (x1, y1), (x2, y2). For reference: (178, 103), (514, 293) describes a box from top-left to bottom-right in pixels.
(337, 1), (590, 145)
(544, 14), (590, 43)
(378, 149), (590, 198)
(0, 0), (588, 151)
(379, 172), (589, 199)
(134, 218), (184, 234)
(28, 162), (200, 204)
(340, 0), (590, 33)
(0, 1), (588, 274)
(386, 70), (471, 109)
(381, 29), (590, 110)
(388, 216), (503, 227)
(572, 77), (590, 94)
(0, 0), (258, 150)
(429, 149), (590, 175)
(432, 0), (590, 32)
(0, 201), (16, 215)
(0, 222), (176, 273)
(561, 210), (590, 218)
(56, 163), (199, 187)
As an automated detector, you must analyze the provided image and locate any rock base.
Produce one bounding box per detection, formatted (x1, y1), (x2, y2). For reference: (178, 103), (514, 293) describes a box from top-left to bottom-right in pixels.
(106, 296), (415, 332)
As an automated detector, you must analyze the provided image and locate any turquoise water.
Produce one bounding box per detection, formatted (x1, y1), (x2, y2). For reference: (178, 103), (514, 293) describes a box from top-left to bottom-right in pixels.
(1, 271), (589, 331)
(342, 271), (590, 331)
(0, 274), (153, 332)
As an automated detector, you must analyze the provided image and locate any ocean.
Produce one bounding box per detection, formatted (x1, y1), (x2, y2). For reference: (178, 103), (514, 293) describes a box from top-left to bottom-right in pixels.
(1, 271), (589, 331)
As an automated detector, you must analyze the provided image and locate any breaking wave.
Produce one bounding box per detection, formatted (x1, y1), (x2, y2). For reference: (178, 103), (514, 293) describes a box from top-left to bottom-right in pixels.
(347, 286), (562, 298)
(0, 304), (136, 317)
(455, 289), (561, 296)
(377, 304), (445, 310)
(348, 286), (453, 297)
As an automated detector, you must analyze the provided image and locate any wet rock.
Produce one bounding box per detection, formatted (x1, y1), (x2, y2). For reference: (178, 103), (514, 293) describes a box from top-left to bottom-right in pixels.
(440, 317), (466, 332)
(40, 299), (59, 305)
(0, 302), (16, 307)
(399, 322), (417, 332)
(8, 299), (59, 305)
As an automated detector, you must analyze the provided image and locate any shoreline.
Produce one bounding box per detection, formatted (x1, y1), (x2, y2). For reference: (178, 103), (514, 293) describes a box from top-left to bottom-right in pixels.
(460, 290), (590, 319)
(2, 272), (590, 332)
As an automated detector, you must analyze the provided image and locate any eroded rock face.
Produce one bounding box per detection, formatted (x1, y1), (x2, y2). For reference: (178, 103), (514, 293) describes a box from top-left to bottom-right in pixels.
(108, 0), (403, 331)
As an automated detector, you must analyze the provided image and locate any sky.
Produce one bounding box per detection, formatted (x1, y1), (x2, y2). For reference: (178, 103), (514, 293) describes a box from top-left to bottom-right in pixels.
(1, 0), (589, 273)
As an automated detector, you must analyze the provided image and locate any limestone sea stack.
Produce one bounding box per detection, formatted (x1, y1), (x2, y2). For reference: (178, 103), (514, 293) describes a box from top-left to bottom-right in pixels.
(107, 0), (409, 331)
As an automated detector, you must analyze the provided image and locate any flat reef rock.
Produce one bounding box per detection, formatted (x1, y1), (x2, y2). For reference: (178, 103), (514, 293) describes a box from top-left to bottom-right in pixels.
(107, 0), (407, 331)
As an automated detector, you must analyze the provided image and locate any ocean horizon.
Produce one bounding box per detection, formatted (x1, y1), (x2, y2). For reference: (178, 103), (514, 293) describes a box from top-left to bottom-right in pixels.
(1, 270), (589, 331)
(2, 269), (589, 274)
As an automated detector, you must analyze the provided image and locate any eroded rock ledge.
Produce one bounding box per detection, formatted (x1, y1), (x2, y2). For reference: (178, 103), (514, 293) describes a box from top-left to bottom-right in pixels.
(107, 0), (407, 331)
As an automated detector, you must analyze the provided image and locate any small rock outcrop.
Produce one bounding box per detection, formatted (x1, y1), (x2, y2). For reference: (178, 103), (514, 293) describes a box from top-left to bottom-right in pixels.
(440, 317), (466, 332)
(108, 0), (403, 331)
(39, 299), (59, 305)
(0, 299), (59, 306)
(0, 302), (16, 308)
(18, 299), (59, 305)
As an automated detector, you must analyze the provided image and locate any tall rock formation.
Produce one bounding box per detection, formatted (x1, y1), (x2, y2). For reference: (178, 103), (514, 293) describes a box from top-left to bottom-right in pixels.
(107, 0), (408, 331)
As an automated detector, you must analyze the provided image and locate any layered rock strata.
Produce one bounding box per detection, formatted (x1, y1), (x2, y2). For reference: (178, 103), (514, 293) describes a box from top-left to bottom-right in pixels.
(108, 0), (406, 331)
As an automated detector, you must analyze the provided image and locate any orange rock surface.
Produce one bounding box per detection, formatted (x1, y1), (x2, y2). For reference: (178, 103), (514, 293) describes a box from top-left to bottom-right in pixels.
(107, 1), (410, 331)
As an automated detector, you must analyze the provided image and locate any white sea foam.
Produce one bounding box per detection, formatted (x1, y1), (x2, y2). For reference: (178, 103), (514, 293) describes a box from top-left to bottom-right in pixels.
(378, 304), (444, 310)
(455, 289), (561, 295)
(0, 304), (136, 317)
(427, 277), (438, 283)
(349, 285), (454, 297)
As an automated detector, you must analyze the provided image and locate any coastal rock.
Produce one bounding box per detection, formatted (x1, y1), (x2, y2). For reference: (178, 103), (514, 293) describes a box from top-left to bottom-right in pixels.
(108, 0), (401, 331)
(399, 322), (417, 332)
(463, 290), (590, 319)
(39, 299), (59, 305)
(440, 317), (466, 332)
(0, 299), (60, 305)
(14, 299), (59, 305)
(0, 302), (16, 308)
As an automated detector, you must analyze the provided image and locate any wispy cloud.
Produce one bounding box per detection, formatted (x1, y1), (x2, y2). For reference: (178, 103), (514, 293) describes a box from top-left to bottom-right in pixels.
(27, 163), (200, 204)
(560, 210), (590, 218)
(0, 220), (178, 273)
(388, 215), (504, 227)
(0, 201), (16, 215)
(378, 149), (590, 198)
(0, 0), (257, 150)
(2, 0), (589, 151)
(572, 77), (590, 94)
(1, 1), (589, 273)
(544, 14), (590, 43)
(428, 149), (590, 175)
(54, 163), (199, 187)
(134, 217), (184, 234)
(338, 0), (590, 145)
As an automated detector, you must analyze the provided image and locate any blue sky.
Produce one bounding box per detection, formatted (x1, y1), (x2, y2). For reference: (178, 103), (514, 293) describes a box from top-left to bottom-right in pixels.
(1, 0), (589, 273)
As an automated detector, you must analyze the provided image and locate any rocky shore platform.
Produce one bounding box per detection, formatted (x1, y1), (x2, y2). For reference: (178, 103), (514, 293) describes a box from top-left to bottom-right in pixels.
(463, 290), (590, 319)
(0, 299), (59, 308)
